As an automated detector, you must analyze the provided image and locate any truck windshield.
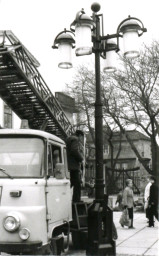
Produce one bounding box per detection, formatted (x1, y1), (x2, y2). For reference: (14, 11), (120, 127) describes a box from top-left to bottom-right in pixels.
(0, 137), (44, 178)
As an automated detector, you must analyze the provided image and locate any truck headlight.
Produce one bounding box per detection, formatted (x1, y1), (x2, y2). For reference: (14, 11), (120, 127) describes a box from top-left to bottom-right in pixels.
(3, 215), (20, 232)
(19, 228), (30, 240)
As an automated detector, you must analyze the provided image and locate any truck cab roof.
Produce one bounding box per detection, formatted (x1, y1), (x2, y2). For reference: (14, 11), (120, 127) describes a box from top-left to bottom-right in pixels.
(0, 129), (65, 145)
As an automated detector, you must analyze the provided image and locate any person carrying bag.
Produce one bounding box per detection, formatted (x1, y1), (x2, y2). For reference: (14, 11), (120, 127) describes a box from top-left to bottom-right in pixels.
(120, 179), (135, 228)
(119, 208), (131, 227)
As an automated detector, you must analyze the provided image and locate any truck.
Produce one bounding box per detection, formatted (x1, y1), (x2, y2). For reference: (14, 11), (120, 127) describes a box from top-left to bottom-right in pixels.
(0, 128), (73, 255)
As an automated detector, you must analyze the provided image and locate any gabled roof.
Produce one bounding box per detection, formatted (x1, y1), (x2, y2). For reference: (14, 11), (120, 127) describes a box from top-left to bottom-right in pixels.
(112, 130), (150, 142)
(86, 129), (150, 143)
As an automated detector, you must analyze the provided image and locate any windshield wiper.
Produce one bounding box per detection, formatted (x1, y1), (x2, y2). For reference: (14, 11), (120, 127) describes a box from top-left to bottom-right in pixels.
(0, 167), (13, 179)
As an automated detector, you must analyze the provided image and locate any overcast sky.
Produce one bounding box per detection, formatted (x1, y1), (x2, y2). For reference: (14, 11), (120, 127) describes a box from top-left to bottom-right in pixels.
(0, 0), (159, 93)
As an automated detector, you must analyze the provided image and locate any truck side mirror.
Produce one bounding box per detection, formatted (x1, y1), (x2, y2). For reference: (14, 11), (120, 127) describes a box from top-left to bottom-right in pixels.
(54, 163), (65, 179)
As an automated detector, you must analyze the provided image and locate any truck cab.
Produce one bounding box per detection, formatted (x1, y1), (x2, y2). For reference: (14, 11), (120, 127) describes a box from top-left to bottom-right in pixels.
(0, 129), (72, 255)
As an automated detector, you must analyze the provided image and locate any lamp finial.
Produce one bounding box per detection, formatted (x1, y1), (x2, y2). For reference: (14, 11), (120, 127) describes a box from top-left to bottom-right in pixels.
(91, 2), (101, 13)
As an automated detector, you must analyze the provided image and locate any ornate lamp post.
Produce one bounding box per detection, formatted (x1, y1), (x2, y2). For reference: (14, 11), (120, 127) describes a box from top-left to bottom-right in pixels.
(53, 3), (146, 255)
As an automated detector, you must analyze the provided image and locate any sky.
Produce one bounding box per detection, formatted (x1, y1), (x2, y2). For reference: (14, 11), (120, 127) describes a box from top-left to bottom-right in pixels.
(0, 0), (159, 94)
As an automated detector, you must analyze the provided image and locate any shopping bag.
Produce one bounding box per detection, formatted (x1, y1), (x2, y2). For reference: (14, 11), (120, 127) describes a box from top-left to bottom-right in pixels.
(119, 208), (130, 227)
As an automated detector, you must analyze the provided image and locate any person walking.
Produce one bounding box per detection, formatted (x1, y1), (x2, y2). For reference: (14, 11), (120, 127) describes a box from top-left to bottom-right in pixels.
(122, 179), (135, 229)
(144, 176), (154, 220)
(66, 130), (84, 202)
(115, 189), (123, 211)
(148, 176), (159, 227)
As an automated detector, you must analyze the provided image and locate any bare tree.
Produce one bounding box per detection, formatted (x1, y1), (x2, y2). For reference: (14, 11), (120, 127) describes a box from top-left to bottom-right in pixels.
(66, 65), (95, 142)
(65, 41), (159, 181)
(109, 41), (159, 177)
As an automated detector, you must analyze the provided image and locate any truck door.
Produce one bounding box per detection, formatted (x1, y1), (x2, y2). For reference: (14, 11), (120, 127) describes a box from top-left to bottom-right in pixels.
(46, 142), (71, 223)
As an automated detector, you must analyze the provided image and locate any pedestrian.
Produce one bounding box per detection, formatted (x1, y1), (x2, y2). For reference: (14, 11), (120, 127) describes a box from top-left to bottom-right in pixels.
(66, 130), (84, 202)
(144, 176), (154, 221)
(148, 176), (159, 227)
(115, 189), (123, 211)
(85, 178), (95, 198)
(122, 179), (135, 229)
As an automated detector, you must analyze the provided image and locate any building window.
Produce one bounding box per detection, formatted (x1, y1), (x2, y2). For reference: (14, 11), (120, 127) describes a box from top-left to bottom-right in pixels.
(3, 103), (12, 128)
(115, 162), (128, 170)
(104, 144), (109, 155)
(122, 163), (128, 170)
(89, 147), (95, 158)
(116, 163), (120, 169)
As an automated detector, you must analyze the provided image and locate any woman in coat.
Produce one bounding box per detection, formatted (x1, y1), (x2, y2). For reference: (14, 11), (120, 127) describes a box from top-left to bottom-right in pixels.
(122, 179), (135, 229)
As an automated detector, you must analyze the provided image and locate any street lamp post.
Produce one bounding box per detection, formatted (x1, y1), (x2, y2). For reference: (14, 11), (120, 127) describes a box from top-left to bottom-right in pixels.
(53, 3), (146, 255)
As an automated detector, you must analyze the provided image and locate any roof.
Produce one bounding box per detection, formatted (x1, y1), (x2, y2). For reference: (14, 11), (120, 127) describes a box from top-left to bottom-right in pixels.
(85, 129), (150, 143)
(0, 129), (65, 144)
(55, 92), (79, 113)
(112, 130), (150, 141)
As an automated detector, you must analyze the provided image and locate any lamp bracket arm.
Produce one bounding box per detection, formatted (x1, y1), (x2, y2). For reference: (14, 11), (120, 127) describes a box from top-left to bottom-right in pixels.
(54, 29), (75, 41)
(138, 27), (147, 37)
(101, 34), (120, 54)
(92, 46), (103, 54)
(100, 33), (121, 41)
(91, 13), (104, 33)
(75, 8), (85, 22)
(70, 8), (85, 31)
(52, 29), (75, 49)
(92, 33), (120, 54)
(92, 35), (102, 43)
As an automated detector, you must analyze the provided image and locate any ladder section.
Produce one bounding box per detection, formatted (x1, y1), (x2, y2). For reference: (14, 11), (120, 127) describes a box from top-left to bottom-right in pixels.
(0, 31), (75, 140)
(71, 202), (88, 250)
(71, 202), (88, 230)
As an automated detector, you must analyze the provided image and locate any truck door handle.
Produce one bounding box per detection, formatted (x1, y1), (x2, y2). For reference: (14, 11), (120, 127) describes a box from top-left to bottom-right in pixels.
(63, 181), (69, 184)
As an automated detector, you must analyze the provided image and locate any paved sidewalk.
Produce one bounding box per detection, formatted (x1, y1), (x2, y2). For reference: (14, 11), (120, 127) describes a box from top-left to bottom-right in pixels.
(64, 212), (159, 256)
(114, 212), (159, 256)
(1, 212), (158, 256)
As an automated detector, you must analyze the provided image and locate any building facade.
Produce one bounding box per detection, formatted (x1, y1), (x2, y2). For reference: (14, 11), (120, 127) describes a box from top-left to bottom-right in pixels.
(85, 130), (151, 195)
(0, 96), (152, 195)
(55, 92), (78, 126)
(0, 99), (21, 129)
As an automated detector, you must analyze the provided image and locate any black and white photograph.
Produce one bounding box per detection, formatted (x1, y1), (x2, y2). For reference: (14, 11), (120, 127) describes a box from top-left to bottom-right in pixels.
(0, 0), (158, 255)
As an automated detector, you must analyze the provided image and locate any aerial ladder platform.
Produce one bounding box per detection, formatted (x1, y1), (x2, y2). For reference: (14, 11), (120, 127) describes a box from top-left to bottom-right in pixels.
(0, 31), (116, 254)
(0, 30), (75, 140)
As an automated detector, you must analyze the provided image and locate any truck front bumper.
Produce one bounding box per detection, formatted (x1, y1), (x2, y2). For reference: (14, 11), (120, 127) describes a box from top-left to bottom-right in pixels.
(0, 241), (42, 253)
